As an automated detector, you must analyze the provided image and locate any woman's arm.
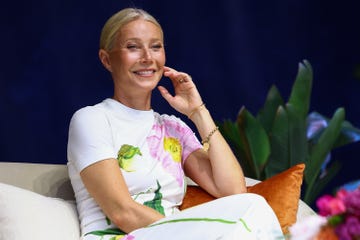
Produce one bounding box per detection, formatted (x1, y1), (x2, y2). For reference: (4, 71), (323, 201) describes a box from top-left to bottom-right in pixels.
(184, 106), (247, 197)
(80, 158), (164, 233)
(158, 66), (246, 198)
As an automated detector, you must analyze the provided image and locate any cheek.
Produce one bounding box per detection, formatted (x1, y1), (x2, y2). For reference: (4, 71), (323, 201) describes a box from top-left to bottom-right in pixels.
(110, 55), (138, 72)
(155, 51), (166, 65)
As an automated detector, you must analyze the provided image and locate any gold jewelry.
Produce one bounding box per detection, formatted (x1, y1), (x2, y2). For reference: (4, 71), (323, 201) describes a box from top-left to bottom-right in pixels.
(188, 103), (205, 119)
(179, 75), (192, 84)
(201, 126), (219, 152)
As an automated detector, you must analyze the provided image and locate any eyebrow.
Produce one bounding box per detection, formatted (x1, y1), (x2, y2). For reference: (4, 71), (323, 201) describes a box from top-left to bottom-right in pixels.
(123, 37), (163, 42)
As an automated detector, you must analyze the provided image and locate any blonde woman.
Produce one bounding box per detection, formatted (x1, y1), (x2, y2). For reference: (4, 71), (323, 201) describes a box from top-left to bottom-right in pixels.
(67, 7), (284, 240)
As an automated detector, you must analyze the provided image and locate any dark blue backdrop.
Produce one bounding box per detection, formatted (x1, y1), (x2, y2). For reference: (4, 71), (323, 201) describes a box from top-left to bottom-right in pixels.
(1, 0), (359, 191)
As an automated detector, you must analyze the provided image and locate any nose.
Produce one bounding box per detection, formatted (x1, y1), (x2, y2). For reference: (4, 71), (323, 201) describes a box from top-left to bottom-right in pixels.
(140, 48), (153, 63)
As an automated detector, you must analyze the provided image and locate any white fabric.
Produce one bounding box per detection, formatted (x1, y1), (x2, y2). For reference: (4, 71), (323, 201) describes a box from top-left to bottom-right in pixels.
(67, 98), (202, 237)
(83, 194), (284, 240)
(0, 183), (80, 240)
(67, 98), (284, 240)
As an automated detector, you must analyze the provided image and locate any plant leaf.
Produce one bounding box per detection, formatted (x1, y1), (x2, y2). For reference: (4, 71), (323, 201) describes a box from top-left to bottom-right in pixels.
(236, 107), (270, 179)
(257, 85), (285, 133)
(286, 103), (309, 166)
(288, 60), (313, 119)
(303, 160), (342, 204)
(265, 105), (290, 178)
(218, 119), (256, 178)
(305, 108), (345, 188)
(307, 111), (360, 148)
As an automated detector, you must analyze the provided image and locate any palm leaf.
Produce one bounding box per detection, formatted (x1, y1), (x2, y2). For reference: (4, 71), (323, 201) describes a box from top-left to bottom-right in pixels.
(307, 111), (360, 148)
(288, 60), (313, 119)
(236, 107), (270, 179)
(303, 160), (342, 204)
(218, 119), (255, 177)
(304, 108), (345, 201)
(265, 105), (289, 178)
(286, 103), (309, 166)
(257, 85), (285, 133)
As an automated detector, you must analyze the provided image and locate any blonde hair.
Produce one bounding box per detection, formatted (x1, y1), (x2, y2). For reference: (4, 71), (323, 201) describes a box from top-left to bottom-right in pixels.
(99, 8), (163, 51)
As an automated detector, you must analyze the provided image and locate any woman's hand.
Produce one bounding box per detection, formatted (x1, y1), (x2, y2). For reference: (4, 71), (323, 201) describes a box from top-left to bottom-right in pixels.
(158, 66), (203, 117)
(158, 67), (246, 197)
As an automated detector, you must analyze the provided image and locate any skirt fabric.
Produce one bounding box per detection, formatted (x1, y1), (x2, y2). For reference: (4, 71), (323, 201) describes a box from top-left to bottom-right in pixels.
(82, 193), (284, 240)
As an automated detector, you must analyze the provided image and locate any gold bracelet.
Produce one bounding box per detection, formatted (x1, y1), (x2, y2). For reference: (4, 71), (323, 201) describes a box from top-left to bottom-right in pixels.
(201, 126), (219, 152)
(188, 103), (205, 119)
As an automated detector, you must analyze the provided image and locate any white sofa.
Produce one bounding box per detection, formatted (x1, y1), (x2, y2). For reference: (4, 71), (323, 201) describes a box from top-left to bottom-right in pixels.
(0, 162), (315, 240)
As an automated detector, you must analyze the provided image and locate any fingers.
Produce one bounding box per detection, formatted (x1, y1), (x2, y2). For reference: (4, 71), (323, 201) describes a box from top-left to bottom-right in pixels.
(163, 66), (192, 85)
(157, 86), (175, 105)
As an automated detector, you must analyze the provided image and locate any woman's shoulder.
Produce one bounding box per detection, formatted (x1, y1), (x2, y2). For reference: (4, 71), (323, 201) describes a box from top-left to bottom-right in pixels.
(154, 112), (183, 124)
(153, 112), (193, 130)
(70, 100), (109, 123)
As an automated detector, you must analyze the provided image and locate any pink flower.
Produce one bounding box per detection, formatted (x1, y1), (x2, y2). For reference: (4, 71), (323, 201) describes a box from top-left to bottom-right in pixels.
(343, 188), (360, 217)
(336, 188), (349, 200)
(335, 216), (360, 240)
(291, 183), (360, 240)
(316, 194), (346, 216)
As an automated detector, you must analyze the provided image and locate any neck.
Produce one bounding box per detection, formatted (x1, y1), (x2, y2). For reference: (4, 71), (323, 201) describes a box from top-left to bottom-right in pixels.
(112, 92), (152, 111)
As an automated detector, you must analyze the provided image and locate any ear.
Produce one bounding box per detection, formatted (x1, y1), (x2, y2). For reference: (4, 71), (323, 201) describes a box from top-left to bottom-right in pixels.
(99, 49), (112, 72)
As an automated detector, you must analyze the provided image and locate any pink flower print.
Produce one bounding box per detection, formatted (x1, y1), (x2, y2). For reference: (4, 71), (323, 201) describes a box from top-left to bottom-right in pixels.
(147, 120), (187, 187)
(115, 235), (135, 240)
(123, 234), (135, 240)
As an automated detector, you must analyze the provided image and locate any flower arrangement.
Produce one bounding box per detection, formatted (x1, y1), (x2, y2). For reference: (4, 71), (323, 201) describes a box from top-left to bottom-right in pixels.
(289, 180), (360, 240)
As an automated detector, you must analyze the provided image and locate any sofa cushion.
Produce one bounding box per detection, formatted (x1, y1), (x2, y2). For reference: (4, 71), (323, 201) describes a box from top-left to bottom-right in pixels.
(0, 183), (80, 240)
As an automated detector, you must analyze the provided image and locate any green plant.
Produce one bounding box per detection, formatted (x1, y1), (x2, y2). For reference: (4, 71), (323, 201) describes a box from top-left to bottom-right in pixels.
(218, 60), (360, 205)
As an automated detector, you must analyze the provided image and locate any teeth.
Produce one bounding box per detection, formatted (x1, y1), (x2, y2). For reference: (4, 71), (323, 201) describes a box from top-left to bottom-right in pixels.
(136, 70), (153, 76)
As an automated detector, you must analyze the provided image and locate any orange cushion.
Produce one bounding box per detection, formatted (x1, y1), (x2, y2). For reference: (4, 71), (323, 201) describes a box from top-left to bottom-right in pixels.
(247, 163), (305, 233)
(180, 163), (305, 234)
(179, 185), (216, 210)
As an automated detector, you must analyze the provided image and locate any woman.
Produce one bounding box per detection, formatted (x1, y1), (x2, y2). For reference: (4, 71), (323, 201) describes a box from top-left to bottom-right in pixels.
(67, 7), (284, 240)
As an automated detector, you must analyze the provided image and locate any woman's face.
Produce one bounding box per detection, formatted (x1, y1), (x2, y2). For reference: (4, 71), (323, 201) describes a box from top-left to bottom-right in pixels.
(106, 19), (166, 92)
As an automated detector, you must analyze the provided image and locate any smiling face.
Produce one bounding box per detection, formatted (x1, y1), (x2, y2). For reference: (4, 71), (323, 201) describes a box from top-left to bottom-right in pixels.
(99, 19), (166, 96)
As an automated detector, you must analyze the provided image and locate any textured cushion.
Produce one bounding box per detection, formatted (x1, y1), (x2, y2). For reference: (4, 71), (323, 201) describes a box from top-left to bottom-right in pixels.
(0, 183), (80, 240)
(180, 163), (305, 234)
(247, 163), (305, 233)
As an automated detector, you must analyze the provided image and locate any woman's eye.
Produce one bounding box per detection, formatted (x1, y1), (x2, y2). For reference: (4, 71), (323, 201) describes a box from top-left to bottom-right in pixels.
(152, 44), (162, 50)
(127, 45), (140, 50)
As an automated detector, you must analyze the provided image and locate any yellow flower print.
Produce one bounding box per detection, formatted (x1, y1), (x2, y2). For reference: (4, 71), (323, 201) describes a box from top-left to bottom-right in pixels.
(117, 144), (142, 172)
(115, 235), (125, 240)
(163, 137), (182, 163)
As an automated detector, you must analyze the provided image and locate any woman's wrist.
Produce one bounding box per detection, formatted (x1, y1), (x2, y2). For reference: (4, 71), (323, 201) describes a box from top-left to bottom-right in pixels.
(187, 103), (206, 119)
(201, 126), (219, 152)
(188, 104), (220, 151)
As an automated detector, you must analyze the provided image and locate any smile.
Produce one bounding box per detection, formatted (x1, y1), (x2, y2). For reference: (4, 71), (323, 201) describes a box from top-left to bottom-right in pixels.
(134, 70), (155, 76)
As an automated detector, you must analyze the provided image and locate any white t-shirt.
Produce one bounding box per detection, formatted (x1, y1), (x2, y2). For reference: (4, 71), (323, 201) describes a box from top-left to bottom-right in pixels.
(67, 98), (202, 236)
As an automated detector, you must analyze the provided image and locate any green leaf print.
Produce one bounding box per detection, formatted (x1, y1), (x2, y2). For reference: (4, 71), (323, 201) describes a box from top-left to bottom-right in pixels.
(143, 180), (165, 215)
(117, 144), (142, 172)
(106, 216), (111, 225)
(85, 227), (126, 236)
(148, 217), (252, 233)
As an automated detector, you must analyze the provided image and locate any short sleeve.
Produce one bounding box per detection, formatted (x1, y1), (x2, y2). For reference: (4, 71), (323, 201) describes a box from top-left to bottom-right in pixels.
(67, 107), (116, 172)
(180, 126), (202, 164)
(159, 115), (202, 164)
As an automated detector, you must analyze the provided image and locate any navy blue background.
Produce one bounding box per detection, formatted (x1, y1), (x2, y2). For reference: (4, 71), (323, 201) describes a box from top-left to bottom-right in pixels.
(1, 0), (359, 192)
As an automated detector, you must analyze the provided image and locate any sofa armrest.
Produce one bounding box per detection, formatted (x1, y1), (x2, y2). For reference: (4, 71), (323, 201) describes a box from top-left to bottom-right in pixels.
(0, 162), (74, 200)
